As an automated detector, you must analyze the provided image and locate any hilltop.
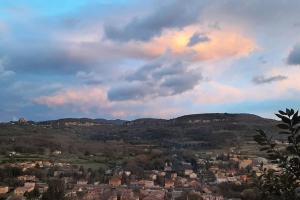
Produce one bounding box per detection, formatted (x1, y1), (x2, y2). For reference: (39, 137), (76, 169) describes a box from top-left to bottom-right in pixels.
(0, 113), (278, 156)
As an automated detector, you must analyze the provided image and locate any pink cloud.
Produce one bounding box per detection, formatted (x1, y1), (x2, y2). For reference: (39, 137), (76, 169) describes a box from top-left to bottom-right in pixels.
(34, 87), (107, 107)
(191, 82), (246, 104)
(141, 25), (256, 61)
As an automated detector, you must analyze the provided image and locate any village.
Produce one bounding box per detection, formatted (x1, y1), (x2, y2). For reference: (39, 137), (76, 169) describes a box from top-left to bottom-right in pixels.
(0, 149), (279, 200)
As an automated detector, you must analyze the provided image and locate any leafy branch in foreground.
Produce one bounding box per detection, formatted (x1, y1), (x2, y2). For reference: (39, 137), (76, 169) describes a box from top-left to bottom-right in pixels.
(254, 108), (300, 200)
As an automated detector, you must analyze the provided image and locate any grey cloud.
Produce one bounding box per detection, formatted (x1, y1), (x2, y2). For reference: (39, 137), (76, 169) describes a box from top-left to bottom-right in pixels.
(76, 71), (103, 85)
(0, 61), (15, 79)
(108, 83), (153, 101)
(126, 62), (163, 82)
(152, 62), (185, 80)
(105, 0), (205, 42)
(258, 56), (267, 64)
(0, 69), (15, 79)
(187, 32), (210, 47)
(0, 15), (159, 75)
(252, 75), (287, 84)
(287, 44), (300, 65)
(127, 60), (185, 82)
(1, 38), (153, 75)
(0, 38), (98, 74)
(208, 21), (221, 30)
(205, 0), (300, 36)
(108, 53), (203, 101)
(161, 72), (202, 94)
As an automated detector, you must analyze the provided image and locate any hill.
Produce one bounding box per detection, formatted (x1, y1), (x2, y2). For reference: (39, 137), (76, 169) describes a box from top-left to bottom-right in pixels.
(0, 113), (279, 158)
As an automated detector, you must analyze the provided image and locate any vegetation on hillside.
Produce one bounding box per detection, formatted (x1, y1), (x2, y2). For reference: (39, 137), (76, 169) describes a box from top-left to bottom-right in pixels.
(254, 108), (300, 200)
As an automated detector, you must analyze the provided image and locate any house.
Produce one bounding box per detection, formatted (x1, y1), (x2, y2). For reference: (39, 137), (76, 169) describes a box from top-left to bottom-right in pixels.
(227, 177), (238, 182)
(240, 175), (249, 182)
(175, 177), (187, 187)
(253, 157), (268, 165)
(209, 166), (219, 174)
(17, 175), (36, 182)
(149, 173), (157, 180)
(36, 183), (48, 193)
(143, 180), (154, 188)
(63, 177), (74, 185)
(124, 171), (131, 176)
(52, 150), (62, 155)
(14, 187), (28, 196)
(109, 176), (122, 187)
(24, 182), (35, 189)
(171, 172), (177, 179)
(158, 171), (166, 176)
(164, 179), (174, 189)
(8, 151), (17, 157)
(164, 166), (172, 172)
(184, 169), (193, 176)
(20, 163), (36, 171)
(190, 172), (197, 179)
(109, 195), (118, 200)
(42, 161), (52, 167)
(77, 180), (88, 185)
(189, 180), (201, 188)
(239, 159), (253, 169)
(0, 186), (9, 194)
(18, 118), (27, 124)
(14, 183), (34, 196)
(216, 177), (227, 184)
(201, 194), (224, 200)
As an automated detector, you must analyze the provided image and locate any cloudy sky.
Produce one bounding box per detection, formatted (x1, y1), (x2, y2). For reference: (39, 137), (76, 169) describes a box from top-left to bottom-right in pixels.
(0, 0), (300, 121)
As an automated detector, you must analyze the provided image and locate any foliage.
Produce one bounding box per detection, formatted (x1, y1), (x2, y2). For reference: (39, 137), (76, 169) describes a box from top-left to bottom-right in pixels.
(0, 167), (22, 178)
(24, 188), (40, 200)
(254, 108), (300, 200)
(41, 179), (65, 200)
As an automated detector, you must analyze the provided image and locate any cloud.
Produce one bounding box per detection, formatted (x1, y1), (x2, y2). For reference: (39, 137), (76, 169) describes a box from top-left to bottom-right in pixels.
(161, 72), (202, 94)
(191, 66), (300, 106)
(76, 71), (103, 85)
(204, 0), (300, 35)
(32, 84), (186, 120)
(0, 59), (15, 79)
(126, 52), (187, 82)
(104, 0), (205, 42)
(1, 2), (257, 76)
(108, 71), (202, 102)
(187, 32), (210, 47)
(192, 82), (245, 105)
(108, 52), (203, 101)
(287, 44), (300, 65)
(3, 0), (300, 121)
(34, 87), (107, 107)
(141, 26), (256, 62)
(108, 82), (153, 101)
(252, 75), (287, 84)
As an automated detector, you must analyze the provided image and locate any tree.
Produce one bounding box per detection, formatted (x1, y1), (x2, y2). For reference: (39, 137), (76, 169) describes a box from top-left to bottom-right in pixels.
(42, 179), (65, 200)
(254, 108), (300, 200)
(24, 188), (40, 200)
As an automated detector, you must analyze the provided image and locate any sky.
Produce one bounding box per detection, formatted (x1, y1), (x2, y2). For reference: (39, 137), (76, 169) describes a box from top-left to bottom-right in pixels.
(0, 0), (300, 121)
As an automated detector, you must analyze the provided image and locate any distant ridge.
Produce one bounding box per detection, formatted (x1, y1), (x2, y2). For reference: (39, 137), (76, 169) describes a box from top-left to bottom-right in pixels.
(0, 112), (279, 153)
(22, 113), (276, 127)
(38, 118), (127, 126)
(174, 113), (267, 121)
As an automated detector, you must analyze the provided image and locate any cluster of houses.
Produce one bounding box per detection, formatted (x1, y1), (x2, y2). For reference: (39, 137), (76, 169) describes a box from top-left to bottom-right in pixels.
(0, 151), (280, 200)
